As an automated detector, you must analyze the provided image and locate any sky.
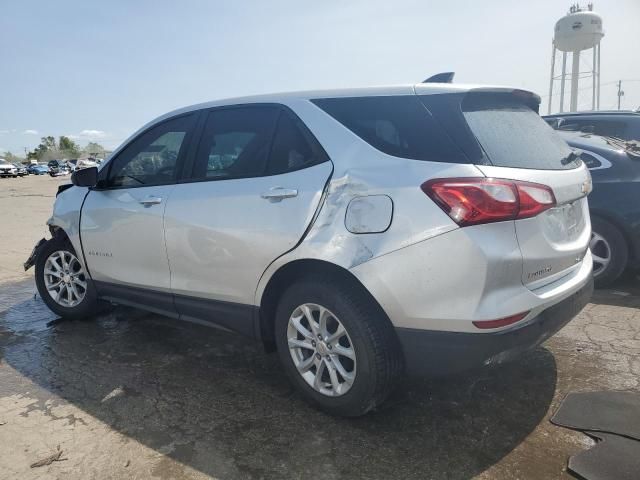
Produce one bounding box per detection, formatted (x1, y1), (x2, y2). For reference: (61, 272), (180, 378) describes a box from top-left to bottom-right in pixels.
(1, 0), (639, 156)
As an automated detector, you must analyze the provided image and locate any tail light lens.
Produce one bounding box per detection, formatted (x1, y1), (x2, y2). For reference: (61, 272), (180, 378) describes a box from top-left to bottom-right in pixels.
(472, 311), (529, 329)
(421, 178), (556, 226)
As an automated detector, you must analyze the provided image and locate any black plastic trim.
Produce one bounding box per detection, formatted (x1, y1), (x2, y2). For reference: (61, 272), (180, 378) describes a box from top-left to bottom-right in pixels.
(93, 281), (258, 338)
(173, 294), (258, 338)
(396, 278), (593, 377)
(94, 281), (178, 317)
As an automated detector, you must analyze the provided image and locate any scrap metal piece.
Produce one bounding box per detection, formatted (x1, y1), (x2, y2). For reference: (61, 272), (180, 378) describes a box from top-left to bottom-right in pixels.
(23, 238), (47, 271)
(551, 391), (640, 440)
(568, 433), (640, 480)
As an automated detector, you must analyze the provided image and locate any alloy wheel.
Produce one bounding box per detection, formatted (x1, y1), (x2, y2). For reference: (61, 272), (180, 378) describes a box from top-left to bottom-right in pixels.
(43, 250), (88, 307)
(590, 231), (611, 277)
(287, 303), (357, 397)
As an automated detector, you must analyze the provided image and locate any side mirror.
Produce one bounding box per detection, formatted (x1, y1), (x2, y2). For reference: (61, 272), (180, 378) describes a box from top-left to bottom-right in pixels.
(71, 166), (98, 187)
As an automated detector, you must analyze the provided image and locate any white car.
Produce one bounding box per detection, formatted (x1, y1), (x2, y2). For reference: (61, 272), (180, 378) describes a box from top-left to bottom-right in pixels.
(76, 158), (98, 169)
(25, 81), (594, 416)
(0, 158), (18, 177)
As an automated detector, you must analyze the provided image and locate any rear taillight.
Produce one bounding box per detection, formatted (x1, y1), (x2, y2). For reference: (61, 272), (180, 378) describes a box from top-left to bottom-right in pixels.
(421, 178), (556, 226)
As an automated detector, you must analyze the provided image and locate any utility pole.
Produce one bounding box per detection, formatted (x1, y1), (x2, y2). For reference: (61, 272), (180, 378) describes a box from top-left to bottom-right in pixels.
(617, 80), (624, 110)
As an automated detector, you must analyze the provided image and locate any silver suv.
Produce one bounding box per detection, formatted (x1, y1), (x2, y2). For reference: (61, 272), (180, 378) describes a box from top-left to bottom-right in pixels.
(26, 83), (594, 416)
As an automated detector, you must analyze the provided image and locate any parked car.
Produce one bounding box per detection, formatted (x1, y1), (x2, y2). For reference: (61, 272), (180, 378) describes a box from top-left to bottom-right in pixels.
(13, 163), (28, 177)
(0, 158), (18, 177)
(25, 84), (593, 416)
(556, 129), (640, 287)
(27, 163), (50, 175)
(47, 159), (70, 176)
(67, 159), (78, 172)
(76, 157), (98, 170)
(544, 110), (640, 142)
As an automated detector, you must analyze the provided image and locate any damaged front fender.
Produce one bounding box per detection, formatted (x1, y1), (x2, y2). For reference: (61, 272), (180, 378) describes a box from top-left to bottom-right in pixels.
(23, 238), (48, 271)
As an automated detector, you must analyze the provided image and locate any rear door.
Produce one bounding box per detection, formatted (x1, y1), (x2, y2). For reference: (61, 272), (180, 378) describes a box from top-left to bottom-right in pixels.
(164, 105), (332, 329)
(456, 93), (592, 288)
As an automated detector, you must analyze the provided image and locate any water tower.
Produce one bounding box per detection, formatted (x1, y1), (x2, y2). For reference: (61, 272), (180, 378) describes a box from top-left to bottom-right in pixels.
(548, 3), (604, 114)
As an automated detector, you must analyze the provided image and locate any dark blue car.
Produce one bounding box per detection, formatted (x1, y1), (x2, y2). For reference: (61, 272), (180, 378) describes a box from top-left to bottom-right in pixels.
(556, 130), (640, 287)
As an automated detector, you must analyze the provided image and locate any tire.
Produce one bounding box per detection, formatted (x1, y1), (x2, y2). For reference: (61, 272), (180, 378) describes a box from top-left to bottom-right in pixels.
(35, 236), (99, 318)
(591, 217), (628, 288)
(274, 275), (404, 417)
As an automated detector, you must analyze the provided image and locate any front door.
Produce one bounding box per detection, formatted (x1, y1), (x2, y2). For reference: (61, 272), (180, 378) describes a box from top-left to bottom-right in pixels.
(80, 113), (197, 308)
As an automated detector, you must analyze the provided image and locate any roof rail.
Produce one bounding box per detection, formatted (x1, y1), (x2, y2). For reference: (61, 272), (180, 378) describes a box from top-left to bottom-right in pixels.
(423, 72), (455, 84)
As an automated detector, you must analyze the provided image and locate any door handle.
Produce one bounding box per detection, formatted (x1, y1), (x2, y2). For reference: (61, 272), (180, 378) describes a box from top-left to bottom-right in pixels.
(139, 196), (163, 207)
(261, 187), (298, 202)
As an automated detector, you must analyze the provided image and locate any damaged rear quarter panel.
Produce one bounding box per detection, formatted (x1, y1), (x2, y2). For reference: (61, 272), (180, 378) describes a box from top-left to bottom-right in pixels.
(254, 97), (485, 305)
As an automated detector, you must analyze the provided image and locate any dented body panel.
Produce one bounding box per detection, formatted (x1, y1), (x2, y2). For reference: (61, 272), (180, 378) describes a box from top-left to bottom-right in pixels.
(46, 186), (89, 270)
(253, 96), (485, 305)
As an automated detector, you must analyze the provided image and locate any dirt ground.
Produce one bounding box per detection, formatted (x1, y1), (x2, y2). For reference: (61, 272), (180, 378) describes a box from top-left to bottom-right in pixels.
(0, 174), (638, 480)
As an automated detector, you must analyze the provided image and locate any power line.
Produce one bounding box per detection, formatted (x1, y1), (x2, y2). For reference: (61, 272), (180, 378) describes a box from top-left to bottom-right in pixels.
(540, 79), (639, 99)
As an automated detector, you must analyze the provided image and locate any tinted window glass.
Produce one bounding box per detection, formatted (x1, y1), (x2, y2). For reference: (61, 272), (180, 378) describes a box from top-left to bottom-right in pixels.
(108, 114), (195, 187)
(193, 107), (278, 179)
(579, 152), (602, 169)
(590, 120), (626, 138)
(462, 95), (577, 170)
(267, 113), (326, 175)
(312, 96), (468, 163)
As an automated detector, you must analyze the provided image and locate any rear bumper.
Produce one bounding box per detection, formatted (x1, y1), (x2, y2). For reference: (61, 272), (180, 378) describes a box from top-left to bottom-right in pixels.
(397, 277), (593, 377)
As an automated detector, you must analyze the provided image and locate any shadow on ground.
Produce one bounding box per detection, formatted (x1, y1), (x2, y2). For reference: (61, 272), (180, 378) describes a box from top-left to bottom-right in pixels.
(0, 279), (557, 479)
(590, 272), (640, 309)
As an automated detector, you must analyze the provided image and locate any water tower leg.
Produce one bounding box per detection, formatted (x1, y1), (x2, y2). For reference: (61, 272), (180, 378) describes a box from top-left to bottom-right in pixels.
(592, 47), (597, 110)
(548, 43), (556, 114)
(596, 42), (601, 110)
(570, 50), (580, 112)
(560, 52), (567, 113)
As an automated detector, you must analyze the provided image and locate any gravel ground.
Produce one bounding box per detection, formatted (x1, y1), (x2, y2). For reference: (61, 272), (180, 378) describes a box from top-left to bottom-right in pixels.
(0, 174), (638, 479)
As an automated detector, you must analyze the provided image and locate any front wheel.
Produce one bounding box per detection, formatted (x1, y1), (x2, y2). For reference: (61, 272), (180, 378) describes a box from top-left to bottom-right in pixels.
(35, 236), (99, 318)
(274, 276), (404, 417)
(590, 217), (628, 288)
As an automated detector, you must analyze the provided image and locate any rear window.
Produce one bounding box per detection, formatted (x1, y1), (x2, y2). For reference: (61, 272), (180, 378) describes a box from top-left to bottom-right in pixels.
(461, 95), (577, 170)
(311, 96), (468, 163)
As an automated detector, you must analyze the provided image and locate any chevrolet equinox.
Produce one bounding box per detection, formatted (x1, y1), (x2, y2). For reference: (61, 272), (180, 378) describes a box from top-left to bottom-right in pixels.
(25, 83), (594, 416)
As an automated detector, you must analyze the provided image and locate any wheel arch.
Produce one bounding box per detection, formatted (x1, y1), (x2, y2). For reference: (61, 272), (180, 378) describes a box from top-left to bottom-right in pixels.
(257, 258), (390, 348)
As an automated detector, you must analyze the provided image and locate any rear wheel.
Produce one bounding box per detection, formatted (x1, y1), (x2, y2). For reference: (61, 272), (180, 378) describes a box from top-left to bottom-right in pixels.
(35, 236), (99, 318)
(274, 276), (404, 416)
(590, 217), (628, 288)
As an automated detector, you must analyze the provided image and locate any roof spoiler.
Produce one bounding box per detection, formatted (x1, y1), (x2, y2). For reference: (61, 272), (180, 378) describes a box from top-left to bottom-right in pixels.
(423, 72), (455, 84)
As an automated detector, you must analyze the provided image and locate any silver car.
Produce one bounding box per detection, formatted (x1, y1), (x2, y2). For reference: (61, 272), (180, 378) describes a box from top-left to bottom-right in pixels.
(25, 83), (594, 416)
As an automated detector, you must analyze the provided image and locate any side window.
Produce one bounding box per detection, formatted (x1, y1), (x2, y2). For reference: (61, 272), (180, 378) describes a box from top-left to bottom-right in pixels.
(192, 107), (278, 179)
(107, 114), (195, 188)
(313, 96), (469, 163)
(578, 150), (612, 171)
(266, 112), (327, 175)
(580, 152), (601, 169)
